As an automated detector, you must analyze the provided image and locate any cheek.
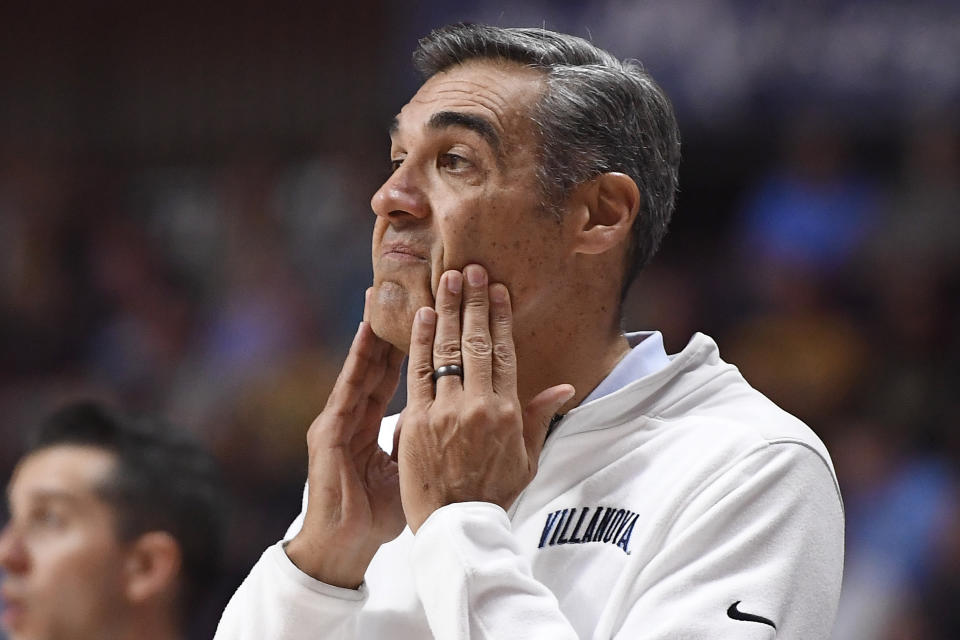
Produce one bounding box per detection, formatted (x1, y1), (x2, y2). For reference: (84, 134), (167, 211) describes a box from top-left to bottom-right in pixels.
(26, 535), (126, 632)
(370, 217), (388, 254)
(441, 215), (553, 287)
(436, 204), (511, 275)
(435, 213), (475, 269)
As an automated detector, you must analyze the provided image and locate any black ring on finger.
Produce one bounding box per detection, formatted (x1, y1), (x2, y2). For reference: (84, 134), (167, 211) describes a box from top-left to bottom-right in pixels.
(432, 364), (464, 383)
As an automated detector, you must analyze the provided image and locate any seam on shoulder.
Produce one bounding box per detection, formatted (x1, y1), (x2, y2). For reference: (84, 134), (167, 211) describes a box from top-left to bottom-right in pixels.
(660, 438), (843, 544)
(766, 439), (845, 516)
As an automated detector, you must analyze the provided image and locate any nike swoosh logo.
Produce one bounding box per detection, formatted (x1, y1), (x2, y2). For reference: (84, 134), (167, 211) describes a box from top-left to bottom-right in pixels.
(727, 601), (777, 629)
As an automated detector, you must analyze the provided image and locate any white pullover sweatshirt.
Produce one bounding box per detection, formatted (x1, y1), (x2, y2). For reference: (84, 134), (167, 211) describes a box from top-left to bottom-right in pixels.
(216, 333), (844, 639)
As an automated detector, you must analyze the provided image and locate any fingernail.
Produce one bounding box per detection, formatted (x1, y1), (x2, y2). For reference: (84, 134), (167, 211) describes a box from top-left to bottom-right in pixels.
(446, 271), (462, 294)
(466, 265), (486, 287)
(490, 284), (508, 303)
(417, 307), (436, 325)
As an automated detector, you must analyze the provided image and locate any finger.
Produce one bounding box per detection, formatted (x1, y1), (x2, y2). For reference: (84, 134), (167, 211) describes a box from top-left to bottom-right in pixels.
(461, 264), (493, 394)
(523, 384), (576, 462)
(363, 342), (406, 426)
(363, 287), (373, 322)
(317, 322), (395, 445)
(407, 307), (437, 408)
(488, 283), (516, 396)
(327, 322), (380, 411)
(433, 270), (464, 394)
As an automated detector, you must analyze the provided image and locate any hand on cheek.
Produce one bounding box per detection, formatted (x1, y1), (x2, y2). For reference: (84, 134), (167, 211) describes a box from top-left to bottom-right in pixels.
(399, 265), (575, 532)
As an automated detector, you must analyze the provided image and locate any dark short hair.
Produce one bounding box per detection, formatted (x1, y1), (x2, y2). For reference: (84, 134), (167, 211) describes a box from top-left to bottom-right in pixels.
(413, 23), (682, 299)
(26, 401), (226, 628)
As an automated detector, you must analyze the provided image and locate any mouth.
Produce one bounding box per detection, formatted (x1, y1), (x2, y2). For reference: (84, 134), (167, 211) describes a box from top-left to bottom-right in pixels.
(380, 242), (429, 263)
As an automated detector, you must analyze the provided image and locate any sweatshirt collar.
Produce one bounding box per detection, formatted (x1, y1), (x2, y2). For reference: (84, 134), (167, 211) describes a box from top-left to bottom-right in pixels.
(580, 331), (671, 406)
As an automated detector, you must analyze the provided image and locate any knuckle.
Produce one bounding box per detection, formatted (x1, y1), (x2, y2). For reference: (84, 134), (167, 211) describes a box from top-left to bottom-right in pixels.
(492, 341), (514, 363)
(464, 295), (488, 310)
(431, 404), (458, 425)
(433, 339), (461, 361)
(412, 360), (436, 380)
(462, 332), (492, 357)
(439, 294), (461, 313)
(493, 314), (513, 333)
(305, 415), (335, 448)
(494, 400), (517, 423)
(463, 402), (493, 423)
(305, 422), (321, 445)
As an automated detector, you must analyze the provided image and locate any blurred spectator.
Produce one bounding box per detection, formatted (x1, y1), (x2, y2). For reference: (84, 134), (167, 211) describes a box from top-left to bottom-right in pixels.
(735, 112), (880, 289)
(830, 417), (958, 640)
(860, 116), (960, 278)
(0, 401), (226, 640)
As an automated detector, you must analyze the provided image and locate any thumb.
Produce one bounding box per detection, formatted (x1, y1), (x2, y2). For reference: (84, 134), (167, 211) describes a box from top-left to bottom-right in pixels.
(522, 384), (576, 460)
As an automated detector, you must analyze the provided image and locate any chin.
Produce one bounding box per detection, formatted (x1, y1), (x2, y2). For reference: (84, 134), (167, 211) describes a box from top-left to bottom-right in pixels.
(370, 309), (413, 353)
(369, 282), (423, 353)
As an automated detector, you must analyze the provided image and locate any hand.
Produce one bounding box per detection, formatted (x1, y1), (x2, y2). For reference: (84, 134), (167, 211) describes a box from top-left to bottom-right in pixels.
(285, 290), (406, 588)
(398, 265), (575, 532)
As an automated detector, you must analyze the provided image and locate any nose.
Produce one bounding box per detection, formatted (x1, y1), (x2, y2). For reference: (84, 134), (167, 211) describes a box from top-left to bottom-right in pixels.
(0, 523), (29, 575)
(370, 162), (430, 222)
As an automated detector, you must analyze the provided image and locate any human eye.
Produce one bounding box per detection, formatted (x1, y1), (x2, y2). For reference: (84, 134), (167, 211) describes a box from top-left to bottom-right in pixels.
(438, 152), (472, 172)
(29, 504), (67, 530)
(389, 156), (404, 172)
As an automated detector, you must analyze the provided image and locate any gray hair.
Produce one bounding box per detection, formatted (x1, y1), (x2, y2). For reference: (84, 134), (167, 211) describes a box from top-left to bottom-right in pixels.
(413, 23), (681, 299)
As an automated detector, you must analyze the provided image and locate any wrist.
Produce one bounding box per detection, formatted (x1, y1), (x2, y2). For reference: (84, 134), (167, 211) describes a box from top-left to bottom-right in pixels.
(405, 496), (449, 534)
(284, 535), (376, 589)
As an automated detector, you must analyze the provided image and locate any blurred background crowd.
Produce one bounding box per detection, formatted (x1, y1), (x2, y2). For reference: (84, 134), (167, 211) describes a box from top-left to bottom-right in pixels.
(1, 1), (957, 638)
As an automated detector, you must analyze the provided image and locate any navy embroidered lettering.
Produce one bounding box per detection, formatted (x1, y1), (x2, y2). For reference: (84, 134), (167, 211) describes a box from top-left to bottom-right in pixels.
(616, 513), (639, 553)
(549, 509), (569, 546)
(611, 510), (635, 542)
(556, 508), (577, 544)
(603, 509), (626, 543)
(537, 505), (638, 555)
(538, 511), (562, 548)
(569, 507), (590, 543)
(593, 507), (616, 542)
(582, 507), (602, 542)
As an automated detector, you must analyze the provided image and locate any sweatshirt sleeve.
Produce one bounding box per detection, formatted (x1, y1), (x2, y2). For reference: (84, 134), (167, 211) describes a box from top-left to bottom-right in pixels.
(411, 502), (580, 639)
(213, 541), (366, 640)
(609, 441), (845, 639)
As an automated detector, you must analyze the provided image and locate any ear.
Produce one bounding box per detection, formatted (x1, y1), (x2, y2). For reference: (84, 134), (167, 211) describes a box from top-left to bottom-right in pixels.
(570, 172), (641, 256)
(122, 531), (182, 604)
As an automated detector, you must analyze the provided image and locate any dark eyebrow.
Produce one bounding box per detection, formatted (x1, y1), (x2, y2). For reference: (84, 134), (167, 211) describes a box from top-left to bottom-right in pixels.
(389, 111), (506, 169)
(388, 112), (503, 152)
(426, 111), (502, 156)
(28, 490), (82, 505)
(7, 489), (82, 513)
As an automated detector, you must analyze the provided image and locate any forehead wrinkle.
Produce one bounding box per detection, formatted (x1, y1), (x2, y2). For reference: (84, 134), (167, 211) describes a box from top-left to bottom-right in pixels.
(391, 64), (544, 175)
(408, 77), (521, 136)
(428, 81), (514, 117)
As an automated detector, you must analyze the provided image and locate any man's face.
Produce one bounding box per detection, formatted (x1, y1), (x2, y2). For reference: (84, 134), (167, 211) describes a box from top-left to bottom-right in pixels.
(368, 60), (572, 351)
(0, 446), (128, 640)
